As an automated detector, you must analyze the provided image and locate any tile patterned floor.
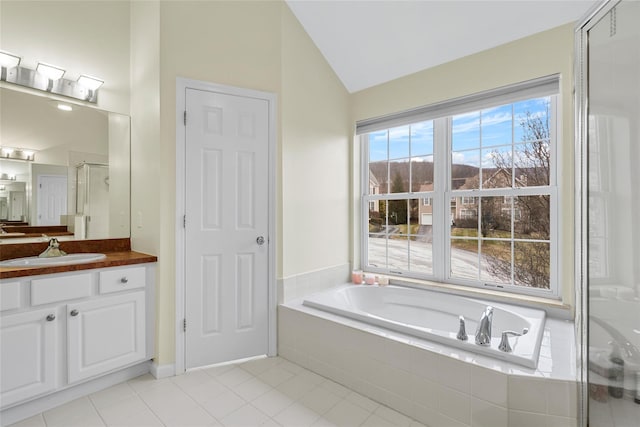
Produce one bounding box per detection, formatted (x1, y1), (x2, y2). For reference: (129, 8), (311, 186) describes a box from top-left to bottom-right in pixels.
(9, 357), (427, 427)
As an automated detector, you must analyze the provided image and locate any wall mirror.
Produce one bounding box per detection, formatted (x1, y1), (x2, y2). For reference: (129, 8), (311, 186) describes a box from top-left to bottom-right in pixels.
(0, 86), (130, 244)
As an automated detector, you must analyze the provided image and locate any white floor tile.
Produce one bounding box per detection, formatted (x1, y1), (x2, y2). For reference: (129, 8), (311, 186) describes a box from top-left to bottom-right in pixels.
(361, 414), (397, 427)
(276, 374), (320, 400)
(204, 363), (237, 377)
(96, 395), (163, 427)
(273, 402), (321, 427)
(42, 397), (105, 427)
(319, 380), (351, 398)
(345, 391), (380, 412)
(181, 377), (230, 403)
(6, 414), (46, 427)
(231, 376), (273, 401)
(238, 356), (283, 376)
(374, 405), (413, 427)
(171, 368), (216, 390)
(216, 367), (254, 388)
(12, 356), (428, 427)
(221, 403), (270, 427)
(90, 382), (137, 410)
(138, 380), (196, 411)
(311, 418), (339, 427)
(258, 365), (296, 388)
(127, 374), (169, 394)
(324, 400), (372, 427)
(298, 385), (342, 415)
(200, 389), (247, 420)
(251, 388), (295, 417)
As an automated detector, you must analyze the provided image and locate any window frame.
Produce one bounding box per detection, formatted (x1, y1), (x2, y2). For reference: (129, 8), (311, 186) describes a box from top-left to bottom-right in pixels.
(360, 82), (560, 300)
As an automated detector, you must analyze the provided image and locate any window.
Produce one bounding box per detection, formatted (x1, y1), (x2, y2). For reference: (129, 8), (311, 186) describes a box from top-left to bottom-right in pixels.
(360, 77), (559, 297)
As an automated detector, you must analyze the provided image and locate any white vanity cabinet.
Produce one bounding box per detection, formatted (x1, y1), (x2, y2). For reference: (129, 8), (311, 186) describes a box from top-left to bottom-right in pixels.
(67, 291), (145, 383)
(0, 263), (154, 411)
(0, 307), (59, 407)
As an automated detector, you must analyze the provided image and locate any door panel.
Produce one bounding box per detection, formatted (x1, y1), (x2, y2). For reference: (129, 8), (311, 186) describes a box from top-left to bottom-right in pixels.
(67, 291), (145, 383)
(0, 308), (58, 407)
(37, 175), (67, 226)
(185, 88), (269, 369)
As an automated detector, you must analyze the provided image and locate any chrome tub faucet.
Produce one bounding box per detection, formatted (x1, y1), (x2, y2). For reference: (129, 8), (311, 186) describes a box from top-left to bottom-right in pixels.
(475, 306), (494, 345)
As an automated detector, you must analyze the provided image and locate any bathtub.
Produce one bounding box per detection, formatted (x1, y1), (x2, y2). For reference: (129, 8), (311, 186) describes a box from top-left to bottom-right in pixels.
(303, 284), (546, 369)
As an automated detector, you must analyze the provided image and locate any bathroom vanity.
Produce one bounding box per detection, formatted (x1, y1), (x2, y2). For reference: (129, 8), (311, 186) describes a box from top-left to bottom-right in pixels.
(0, 240), (156, 424)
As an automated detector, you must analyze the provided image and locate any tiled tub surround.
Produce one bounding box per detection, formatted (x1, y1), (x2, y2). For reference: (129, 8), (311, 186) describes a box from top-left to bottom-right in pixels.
(279, 299), (578, 427)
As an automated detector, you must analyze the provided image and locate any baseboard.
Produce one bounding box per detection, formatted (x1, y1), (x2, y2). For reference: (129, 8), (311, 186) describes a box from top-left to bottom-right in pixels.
(150, 361), (175, 379)
(1, 361), (151, 427)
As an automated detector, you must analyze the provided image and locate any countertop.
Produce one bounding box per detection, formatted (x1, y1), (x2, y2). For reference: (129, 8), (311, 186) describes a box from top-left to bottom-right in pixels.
(0, 251), (158, 279)
(0, 238), (157, 279)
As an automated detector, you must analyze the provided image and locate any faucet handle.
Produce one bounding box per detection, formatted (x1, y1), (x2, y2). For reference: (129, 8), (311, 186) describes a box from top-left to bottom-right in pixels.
(498, 329), (529, 353)
(457, 315), (468, 341)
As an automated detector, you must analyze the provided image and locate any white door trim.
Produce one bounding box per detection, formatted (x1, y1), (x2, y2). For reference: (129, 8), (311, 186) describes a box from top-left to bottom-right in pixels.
(175, 77), (277, 375)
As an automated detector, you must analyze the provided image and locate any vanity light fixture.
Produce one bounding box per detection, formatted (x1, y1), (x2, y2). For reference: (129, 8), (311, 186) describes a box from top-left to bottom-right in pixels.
(1, 53), (104, 103)
(0, 51), (21, 81)
(36, 62), (66, 81)
(36, 62), (66, 91)
(77, 75), (104, 91)
(1, 147), (36, 162)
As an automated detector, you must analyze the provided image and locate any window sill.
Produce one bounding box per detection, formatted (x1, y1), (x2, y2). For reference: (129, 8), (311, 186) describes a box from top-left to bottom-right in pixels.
(383, 275), (574, 320)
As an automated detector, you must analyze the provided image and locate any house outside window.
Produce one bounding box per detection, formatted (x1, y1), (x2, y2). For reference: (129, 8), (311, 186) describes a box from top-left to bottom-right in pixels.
(359, 77), (559, 298)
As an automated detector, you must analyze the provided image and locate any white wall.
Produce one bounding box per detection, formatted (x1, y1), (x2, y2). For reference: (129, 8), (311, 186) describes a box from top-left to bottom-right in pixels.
(280, 5), (351, 282)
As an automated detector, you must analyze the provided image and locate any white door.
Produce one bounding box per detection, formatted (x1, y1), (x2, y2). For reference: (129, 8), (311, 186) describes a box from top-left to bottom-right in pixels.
(67, 291), (145, 383)
(0, 308), (58, 407)
(184, 88), (270, 369)
(9, 191), (26, 221)
(37, 175), (67, 225)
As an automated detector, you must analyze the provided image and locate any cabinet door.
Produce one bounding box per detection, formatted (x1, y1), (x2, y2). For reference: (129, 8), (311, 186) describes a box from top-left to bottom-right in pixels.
(1, 308), (58, 408)
(67, 291), (145, 383)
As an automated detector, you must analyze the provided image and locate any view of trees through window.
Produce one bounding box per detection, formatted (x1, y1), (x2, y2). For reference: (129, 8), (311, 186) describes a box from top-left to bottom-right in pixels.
(364, 96), (555, 292)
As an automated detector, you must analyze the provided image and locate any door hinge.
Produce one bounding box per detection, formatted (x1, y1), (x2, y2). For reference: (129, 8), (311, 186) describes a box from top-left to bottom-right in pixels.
(183, 110), (187, 126)
(183, 215), (186, 228)
(183, 318), (186, 332)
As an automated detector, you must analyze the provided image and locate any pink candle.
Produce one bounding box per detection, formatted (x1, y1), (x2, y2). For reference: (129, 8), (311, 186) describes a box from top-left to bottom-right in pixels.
(352, 270), (363, 284)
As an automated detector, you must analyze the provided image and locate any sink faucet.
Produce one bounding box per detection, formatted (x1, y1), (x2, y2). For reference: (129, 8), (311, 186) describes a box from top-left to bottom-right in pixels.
(475, 306), (494, 345)
(39, 237), (67, 258)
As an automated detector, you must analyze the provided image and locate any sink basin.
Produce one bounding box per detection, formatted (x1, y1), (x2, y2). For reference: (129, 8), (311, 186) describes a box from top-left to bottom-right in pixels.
(0, 253), (107, 267)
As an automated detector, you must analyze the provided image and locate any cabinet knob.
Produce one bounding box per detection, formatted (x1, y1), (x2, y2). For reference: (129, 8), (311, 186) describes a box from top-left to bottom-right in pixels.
(120, 277), (128, 284)
(70, 309), (79, 317)
(46, 314), (56, 321)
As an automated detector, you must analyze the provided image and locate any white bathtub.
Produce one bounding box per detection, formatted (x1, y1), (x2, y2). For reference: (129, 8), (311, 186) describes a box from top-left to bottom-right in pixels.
(303, 284), (546, 369)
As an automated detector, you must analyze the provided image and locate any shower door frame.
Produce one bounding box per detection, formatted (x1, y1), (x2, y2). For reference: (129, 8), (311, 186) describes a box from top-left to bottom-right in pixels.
(574, 1), (622, 426)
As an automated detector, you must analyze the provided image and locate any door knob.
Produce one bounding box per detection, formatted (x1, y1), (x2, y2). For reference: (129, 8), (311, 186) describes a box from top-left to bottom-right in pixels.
(256, 236), (265, 246)
(70, 309), (79, 317)
(46, 314), (55, 321)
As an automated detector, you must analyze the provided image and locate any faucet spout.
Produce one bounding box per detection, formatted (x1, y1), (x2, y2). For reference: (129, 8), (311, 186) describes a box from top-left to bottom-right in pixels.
(475, 306), (494, 346)
(39, 237), (67, 258)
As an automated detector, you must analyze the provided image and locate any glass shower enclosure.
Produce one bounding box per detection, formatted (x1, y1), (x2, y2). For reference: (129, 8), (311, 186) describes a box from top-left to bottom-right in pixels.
(577, 1), (640, 425)
(75, 162), (110, 239)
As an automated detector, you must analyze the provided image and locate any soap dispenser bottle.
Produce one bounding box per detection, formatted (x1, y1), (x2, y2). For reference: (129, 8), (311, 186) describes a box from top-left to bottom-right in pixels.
(608, 342), (624, 398)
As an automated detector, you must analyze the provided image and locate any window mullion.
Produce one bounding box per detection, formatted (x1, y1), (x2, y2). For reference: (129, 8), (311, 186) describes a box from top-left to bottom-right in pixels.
(434, 117), (448, 282)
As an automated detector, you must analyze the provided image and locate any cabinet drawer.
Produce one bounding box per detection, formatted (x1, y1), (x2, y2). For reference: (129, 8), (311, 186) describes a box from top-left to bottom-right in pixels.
(31, 274), (92, 306)
(1, 282), (21, 311)
(99, 267), (145, 294)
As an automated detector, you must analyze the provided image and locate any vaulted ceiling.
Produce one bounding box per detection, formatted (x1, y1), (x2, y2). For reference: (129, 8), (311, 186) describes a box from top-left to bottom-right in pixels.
(286, 0), (598, 93)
